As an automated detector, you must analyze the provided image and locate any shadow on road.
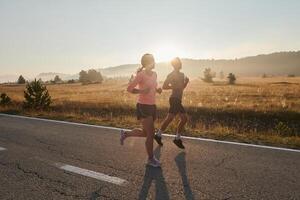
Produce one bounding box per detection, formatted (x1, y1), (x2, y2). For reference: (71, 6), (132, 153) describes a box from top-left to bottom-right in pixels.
(138, 146), (170, 200)
(175, 152), (195, 200)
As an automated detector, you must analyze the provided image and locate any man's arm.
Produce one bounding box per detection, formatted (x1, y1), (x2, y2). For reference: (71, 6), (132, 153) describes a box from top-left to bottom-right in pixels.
(183, 77), (189, 89)
(162, 75), (172, 90)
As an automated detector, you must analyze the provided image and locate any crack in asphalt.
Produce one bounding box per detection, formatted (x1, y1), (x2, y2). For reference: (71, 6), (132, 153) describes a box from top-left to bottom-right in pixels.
(14, 162), (89, 199)
(34, 137), (135, 177)
(89, 186), (118, 200)
(52, 188), (87, 199)
(215, 155), (234, 168)
(15, 162), (75, 189)
(221, 193), (248, 200)
(225, 167), (239, 179)
(1, 135), (142, 185)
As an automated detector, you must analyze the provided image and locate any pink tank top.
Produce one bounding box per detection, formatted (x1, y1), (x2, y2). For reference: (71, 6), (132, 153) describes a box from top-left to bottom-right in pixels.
(127, 70), (157, 105)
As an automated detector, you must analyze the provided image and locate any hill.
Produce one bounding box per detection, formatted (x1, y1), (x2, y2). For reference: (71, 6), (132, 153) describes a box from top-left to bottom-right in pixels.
(35, 72), (78, 81)
(1, 51), (299, 83)
(99, 51), (300, 80)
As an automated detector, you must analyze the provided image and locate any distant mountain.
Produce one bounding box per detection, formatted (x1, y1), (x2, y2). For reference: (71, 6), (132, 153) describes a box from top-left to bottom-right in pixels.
(99, 51), (300, 80)
(35, 72), (79, 81)
(0, 74), (19, 83)
(99, 62), (172, 80)
(99, 64), (139, 77)
(1, 51), (299, 83)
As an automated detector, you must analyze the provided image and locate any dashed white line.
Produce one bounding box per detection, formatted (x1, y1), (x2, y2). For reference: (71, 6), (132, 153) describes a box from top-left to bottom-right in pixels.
(0, 147), (6, 151)
(1, 113), (299, 153)
(57, 163), (128, 186)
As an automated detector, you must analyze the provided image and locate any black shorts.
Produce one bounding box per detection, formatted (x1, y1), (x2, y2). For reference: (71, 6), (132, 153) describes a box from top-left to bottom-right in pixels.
(136, 103), (157, 120)
(169, 97), (186, 114)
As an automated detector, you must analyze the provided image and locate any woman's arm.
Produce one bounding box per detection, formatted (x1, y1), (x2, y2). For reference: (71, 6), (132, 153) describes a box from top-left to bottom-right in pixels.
(127, 73), (150, 94)
(132, 88), (150, 94)
(156, 87), (162, 94)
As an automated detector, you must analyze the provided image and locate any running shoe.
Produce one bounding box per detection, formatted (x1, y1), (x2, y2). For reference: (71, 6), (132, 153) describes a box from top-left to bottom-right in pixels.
(147, 156), (161, 167)
(173, 138), (185, 149)
(120, 130), (126, 145)
(154, 134), (163, 146)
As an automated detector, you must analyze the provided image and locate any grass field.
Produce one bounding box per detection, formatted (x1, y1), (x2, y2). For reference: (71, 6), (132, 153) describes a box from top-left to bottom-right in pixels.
(1, 76), (300, 149)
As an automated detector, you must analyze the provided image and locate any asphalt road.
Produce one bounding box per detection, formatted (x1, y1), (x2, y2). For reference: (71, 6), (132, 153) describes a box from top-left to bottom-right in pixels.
(0, 114), (299, 200)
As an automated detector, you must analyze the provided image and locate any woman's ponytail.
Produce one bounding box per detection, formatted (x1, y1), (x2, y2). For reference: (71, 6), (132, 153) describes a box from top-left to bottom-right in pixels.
(136, 66), (145, 73)
(136, 53), (154, 74)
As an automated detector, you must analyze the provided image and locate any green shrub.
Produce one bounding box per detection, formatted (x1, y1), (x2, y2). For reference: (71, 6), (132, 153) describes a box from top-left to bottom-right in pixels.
(201, 68), (216, 83)
(275, 122), (293, 136)
(227, 73), (236, 84)
(23, 79), (51, 109)
(0, 93), (12, 106)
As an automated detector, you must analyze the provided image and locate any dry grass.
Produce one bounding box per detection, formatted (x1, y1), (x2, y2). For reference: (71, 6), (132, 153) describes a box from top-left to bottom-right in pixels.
(1, 77), (300, 149)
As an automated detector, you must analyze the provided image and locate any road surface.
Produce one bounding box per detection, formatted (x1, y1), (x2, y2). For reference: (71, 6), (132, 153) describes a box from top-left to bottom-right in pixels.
(0, 114), (299, 199)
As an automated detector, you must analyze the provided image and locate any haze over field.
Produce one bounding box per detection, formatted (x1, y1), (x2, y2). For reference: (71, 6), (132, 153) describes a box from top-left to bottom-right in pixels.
(1, 51), (299, 83)
(98, 51), (300, 80)
(0, 0), (300, 80)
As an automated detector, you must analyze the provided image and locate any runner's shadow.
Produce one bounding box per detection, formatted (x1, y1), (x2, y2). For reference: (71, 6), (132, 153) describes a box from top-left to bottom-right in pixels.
(138, 146), (170, 200)
(175, 152), (195, 200)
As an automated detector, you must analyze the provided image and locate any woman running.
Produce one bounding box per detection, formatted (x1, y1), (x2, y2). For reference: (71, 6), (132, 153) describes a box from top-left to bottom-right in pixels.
(120, 53), (162, 167)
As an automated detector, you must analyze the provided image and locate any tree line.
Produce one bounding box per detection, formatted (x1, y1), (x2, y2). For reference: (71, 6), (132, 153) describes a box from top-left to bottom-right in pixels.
(16, 69), (103, 85)
(201, 68), (236, 84)
(1, 69), (104, 109)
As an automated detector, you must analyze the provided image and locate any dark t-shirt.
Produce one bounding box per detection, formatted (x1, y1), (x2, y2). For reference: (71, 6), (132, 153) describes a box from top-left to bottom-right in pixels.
(164, 71), (185, 100)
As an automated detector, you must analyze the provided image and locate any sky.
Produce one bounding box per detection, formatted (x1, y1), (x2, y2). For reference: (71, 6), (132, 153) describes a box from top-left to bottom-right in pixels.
(0, 0), (300, 77)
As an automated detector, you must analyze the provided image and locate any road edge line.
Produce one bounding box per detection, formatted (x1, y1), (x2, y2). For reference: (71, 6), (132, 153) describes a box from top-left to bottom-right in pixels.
(1, 113), (299, 153)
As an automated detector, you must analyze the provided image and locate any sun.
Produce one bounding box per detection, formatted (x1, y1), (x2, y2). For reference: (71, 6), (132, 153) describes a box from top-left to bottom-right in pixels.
(152, 44), (183, 62)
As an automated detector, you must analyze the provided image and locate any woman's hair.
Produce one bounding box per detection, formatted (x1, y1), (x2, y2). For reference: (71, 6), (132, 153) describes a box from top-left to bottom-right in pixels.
(137, 53), (154, 73)
(171, 57), (182, 68)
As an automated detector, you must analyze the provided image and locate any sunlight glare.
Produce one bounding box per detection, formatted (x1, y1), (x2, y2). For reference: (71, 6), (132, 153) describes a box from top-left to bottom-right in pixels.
(152, 43), (183, 62)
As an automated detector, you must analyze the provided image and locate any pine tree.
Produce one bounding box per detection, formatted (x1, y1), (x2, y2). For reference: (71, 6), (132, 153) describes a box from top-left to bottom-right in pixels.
(23, 79), (51, 109)
(17, 75), (26, 84)
(0, 93), (12, 106)
(54, 75), (62, 83)
(227, 73), (236, 84)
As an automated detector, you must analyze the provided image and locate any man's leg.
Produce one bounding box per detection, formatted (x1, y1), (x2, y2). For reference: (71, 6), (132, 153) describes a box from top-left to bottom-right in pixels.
(173, 113), (187, 149)
(177, 113), (188, 137)
(160, 113), (175, 133)
(154, 113), (175, 146)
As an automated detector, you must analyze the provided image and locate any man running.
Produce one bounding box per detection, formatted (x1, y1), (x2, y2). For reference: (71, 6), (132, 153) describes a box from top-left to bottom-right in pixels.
(154, 57), (189, 149)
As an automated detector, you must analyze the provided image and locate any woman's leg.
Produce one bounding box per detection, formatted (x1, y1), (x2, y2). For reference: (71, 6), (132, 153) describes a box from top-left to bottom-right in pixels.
(142, 116), (155, 159)
(125, 128), (147, 138)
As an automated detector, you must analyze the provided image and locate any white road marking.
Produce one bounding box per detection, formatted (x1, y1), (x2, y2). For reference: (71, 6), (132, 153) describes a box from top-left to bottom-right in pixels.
(0, 113), (123, 131)
(1, 113), (299, 153)
(0, 147), (6, 151)
(57, 163), (128, 186)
